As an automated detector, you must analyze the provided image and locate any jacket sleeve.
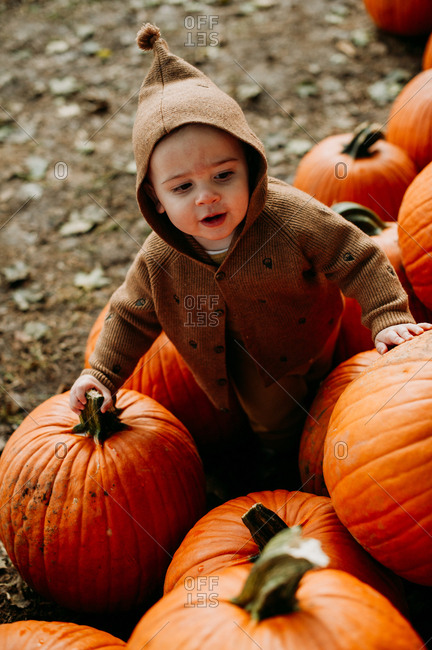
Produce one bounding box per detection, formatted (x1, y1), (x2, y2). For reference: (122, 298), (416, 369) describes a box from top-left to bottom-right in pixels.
(289, 200), (415, 340)
(80, 248), (162, 394)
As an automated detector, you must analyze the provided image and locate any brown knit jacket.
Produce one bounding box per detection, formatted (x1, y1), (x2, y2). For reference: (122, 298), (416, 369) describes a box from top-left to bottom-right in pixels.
(83, 176), (414, 410)
(82, 26), (414, 411)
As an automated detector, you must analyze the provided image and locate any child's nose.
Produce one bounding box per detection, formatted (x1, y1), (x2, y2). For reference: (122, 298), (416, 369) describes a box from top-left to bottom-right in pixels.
(195, 188), (220, 205)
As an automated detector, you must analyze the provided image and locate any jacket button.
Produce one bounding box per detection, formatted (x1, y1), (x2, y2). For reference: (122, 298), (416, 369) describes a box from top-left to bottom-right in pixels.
(214, 345), (224, 353)
(217, 378), (227, 386)
(189, 340), (197, 348)
(215, 271), (225, 281)
(220, 407), (230, 413)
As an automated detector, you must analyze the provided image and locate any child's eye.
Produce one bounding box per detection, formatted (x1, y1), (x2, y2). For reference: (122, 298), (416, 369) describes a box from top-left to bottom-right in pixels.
(172, 182), (192, 193)
(215, 171), (234, 181)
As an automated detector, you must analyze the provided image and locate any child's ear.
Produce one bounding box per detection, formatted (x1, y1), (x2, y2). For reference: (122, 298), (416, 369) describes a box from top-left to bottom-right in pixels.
(143, 181), (165, 214)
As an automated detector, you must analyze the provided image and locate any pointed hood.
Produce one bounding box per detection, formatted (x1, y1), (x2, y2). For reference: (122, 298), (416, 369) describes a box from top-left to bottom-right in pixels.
(132, 23), (268, 256)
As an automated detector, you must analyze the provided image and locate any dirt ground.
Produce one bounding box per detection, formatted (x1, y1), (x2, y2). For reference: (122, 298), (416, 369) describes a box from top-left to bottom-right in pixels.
(0, 0), (431, 642)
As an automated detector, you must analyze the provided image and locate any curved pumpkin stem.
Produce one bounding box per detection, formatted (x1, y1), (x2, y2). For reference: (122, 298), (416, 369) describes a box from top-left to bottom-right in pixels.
(232, 526), (329, 620)
(242, 503), (288, 552)
(341, 122), (384, 159)
(332, 201), (388, 237)
(73, 389), (128, 445)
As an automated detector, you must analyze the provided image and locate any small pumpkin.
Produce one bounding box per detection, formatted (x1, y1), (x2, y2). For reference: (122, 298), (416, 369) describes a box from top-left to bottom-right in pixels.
(85, 305), (249, 458)
(0, 620), (125, 650)
(323, 330), (432, 584)
(127, 526), (420, 650)
(398, 161), (432, 311)
(363, 0), (432, 35)
(164, 490), (405, 612)
(293, 123), (417, 222)
(0, 389), (206, 612)
(299, 349), (380, 497)
(423, 33), (432, 70)
(386, 69), (432, 171)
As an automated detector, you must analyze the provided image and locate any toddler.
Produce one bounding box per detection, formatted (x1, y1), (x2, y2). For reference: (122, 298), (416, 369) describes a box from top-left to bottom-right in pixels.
(70, 23), (430, 471)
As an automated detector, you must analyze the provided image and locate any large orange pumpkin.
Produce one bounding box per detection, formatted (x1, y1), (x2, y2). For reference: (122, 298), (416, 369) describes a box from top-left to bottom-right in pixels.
(363, 0), (432, 35)
(386, 70), (432, 171)
(0, 389), (206, 612)
(0, 620), (125, 649)
(163, 489), (405, 611)
(127, 528), (420, 650)
(84, 305), (249, 457)
(293, 124), (417, 222)
(398, 161), (432, 311)
(299, 349), (380, 497)
(323, 330), (432, 584)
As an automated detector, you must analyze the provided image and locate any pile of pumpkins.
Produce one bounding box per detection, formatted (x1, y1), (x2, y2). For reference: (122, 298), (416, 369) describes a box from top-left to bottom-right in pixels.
(0, 2), (432, 647)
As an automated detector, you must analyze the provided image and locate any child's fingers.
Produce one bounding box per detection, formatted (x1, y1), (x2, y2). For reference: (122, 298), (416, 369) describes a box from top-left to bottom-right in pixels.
(385, 329), (409, 344)
(416, 322), (432, 331)
(376, 341), (388, 355)
(100, 393), (114, 413)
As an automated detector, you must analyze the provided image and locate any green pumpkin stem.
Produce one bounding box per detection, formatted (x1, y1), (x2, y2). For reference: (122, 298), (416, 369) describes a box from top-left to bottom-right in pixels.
(341, 122), (384, 159)
(232, 526), (329, 621)
(242, 503), (288, 552)
(72, 389), (128, 445)
(331, 201), (388, 237)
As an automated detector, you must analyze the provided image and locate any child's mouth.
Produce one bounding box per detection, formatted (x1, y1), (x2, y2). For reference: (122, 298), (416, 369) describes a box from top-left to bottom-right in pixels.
(201, 213), (226, 227)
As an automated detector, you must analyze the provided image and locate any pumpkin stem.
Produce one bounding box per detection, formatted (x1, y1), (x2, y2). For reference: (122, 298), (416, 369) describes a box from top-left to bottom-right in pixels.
(242, 503), (288, 552)
(341, 122), (384, 159)
(231, 526), (329, 620)
(72, 389), (128, 445)
(332, 201), (388, 237)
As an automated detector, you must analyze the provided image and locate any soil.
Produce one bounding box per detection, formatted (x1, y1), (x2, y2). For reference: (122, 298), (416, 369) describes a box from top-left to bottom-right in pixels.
(0, 0), (431, 643)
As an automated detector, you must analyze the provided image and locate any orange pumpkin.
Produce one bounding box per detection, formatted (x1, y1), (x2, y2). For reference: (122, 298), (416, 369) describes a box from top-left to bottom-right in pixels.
(0, 389), (206, 612)
(323, 330), (432, 584)
(164, 490), (405, 612)
(387, 70), (432, 171)
(331, 203), (432, 364)
(398, 161), (432, 310)
(293, 124), (417, 222)
(423, 33), (432, 69)
(0, 620), (125, 649)
(127, 527), (420, 650)
(363, 0), (432, 35)
(299, 349), (380, 497)
(84, 305), (249, 457)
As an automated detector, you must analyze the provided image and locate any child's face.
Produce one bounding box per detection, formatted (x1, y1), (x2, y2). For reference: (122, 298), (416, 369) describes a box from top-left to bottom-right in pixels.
(147, 124), (249, 249)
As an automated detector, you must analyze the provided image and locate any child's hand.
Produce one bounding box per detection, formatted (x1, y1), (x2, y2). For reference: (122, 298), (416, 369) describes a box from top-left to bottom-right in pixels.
(374, 322), (432, 355)
(69, 376), (113, 415)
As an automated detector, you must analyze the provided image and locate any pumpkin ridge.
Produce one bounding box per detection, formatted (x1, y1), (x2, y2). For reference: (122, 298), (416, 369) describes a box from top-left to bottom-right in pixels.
(134, 436), (176, 563)
(101, 441), (141, 605)
(49, 440), (96, 598)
